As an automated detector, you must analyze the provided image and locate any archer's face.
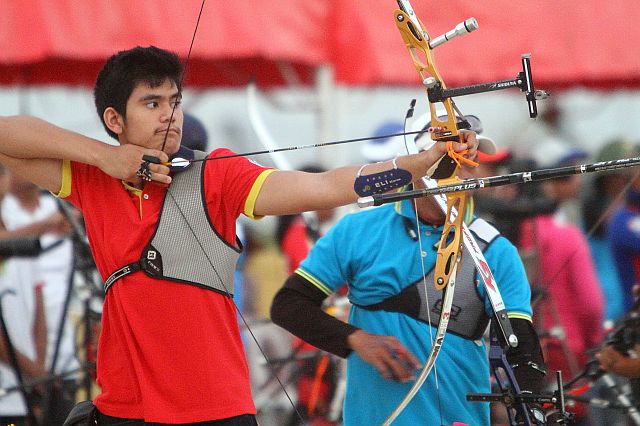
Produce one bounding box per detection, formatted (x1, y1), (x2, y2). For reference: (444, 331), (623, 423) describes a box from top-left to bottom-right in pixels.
(121, 79), (183, 156)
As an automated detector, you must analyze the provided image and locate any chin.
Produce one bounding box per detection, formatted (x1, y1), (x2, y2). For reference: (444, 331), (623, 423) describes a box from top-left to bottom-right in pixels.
(163, 140), (180, 156)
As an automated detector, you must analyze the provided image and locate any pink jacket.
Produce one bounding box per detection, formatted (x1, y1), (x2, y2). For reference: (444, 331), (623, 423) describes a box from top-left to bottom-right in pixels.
(520, 215), (604, 356)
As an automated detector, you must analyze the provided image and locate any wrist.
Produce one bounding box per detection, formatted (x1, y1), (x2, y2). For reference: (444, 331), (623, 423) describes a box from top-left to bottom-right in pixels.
(90, 141), (113, 170)
(346, 328), (363, 350)
(419, 147), (438, 164)
(91, 141), (109, 168)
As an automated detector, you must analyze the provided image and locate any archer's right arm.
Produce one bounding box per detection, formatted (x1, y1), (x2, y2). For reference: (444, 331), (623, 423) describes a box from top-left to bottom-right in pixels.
(271, 274), (420, 382)
(0, 116), (169, 193)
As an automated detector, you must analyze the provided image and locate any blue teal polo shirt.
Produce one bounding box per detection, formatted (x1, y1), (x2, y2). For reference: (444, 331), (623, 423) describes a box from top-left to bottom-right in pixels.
(296, 200), (532, 425)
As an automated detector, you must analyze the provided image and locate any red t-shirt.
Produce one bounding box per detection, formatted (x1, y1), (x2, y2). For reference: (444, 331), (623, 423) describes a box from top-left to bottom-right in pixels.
(61, 148), (273, 422)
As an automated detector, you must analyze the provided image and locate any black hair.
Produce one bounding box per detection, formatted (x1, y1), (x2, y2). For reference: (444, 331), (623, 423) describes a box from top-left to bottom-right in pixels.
(93, 46), (183, 140)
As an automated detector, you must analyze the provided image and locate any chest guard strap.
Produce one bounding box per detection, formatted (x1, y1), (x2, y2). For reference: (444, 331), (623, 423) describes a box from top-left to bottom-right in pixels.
(356, 218), (500, 340)
(104, 150), (241, 296)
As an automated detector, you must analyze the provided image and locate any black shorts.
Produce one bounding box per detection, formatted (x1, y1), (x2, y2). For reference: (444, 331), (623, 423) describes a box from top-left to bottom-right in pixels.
(96, 410), (258, 426)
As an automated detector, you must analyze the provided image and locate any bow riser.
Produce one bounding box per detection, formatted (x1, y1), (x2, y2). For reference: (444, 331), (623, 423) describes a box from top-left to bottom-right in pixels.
(395, 7), (466, 290)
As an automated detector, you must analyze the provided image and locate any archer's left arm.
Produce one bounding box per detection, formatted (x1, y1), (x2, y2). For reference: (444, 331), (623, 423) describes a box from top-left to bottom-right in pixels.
(485, 235), (546, 392)
(506, 319), (546, 393)
(253, 132), (478, 216)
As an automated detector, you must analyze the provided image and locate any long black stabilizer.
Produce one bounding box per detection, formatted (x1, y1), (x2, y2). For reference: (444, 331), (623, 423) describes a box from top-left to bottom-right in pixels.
(359, 156), (640, 207)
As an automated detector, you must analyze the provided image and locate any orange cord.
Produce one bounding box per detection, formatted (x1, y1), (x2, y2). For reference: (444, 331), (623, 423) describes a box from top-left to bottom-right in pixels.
(446, 140), (479, 168)
(308, 354), (330, 415)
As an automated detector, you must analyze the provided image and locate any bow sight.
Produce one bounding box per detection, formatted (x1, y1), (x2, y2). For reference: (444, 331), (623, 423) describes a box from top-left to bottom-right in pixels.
(425, 54), (550, 119)
(396, 0), (549, 119)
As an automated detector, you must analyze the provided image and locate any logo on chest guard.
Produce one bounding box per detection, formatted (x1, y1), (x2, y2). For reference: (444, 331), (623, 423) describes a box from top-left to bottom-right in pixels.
(141, 246), (163, 277)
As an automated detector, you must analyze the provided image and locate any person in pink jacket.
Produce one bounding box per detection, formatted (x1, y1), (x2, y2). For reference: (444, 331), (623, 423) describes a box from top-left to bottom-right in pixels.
(519, 203), (604, 423)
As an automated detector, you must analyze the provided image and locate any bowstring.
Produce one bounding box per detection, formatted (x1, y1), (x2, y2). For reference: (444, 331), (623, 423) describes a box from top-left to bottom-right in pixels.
(403, 107), (446, 426)
(157, 0), (304, 421)
(159, 0), (206, 153)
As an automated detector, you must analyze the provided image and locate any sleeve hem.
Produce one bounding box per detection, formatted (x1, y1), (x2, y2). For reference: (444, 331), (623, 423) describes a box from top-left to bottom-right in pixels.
(507, 312), (532, 322)
(295, 268), (333, 296)
(53, 160), (72, 198)
(243, 169), (275, 219)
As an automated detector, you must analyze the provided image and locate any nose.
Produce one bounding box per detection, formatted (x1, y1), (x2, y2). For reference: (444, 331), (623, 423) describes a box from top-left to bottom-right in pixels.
(160, 103), (178, 124)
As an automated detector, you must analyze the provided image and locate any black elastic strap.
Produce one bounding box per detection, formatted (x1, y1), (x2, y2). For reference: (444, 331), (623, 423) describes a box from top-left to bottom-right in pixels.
(104, 262), (141, 292)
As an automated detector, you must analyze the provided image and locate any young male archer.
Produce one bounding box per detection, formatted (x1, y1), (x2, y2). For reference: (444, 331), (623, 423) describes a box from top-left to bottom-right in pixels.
(0, 46), (479, 424)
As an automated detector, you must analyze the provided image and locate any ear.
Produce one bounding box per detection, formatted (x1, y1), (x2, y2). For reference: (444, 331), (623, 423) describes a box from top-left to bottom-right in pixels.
(103, 107), (125, 136)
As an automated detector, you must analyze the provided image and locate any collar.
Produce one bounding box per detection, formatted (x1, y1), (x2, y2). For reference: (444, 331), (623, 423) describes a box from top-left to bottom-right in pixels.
(121, 179), (143, 195)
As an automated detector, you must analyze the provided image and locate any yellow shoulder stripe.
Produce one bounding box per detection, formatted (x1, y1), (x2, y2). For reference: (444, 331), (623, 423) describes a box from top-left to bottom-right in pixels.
(244, 169), (275, 219)
(295, 268), (333, 296)
(55, 160), (72, 199)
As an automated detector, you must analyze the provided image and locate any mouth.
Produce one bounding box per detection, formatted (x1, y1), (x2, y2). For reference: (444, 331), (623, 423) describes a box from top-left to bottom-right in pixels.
(156, 127), (181, 136)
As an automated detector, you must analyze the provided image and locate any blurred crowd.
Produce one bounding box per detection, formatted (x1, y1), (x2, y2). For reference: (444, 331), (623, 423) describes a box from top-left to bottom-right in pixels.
(1, 107), (640, 425)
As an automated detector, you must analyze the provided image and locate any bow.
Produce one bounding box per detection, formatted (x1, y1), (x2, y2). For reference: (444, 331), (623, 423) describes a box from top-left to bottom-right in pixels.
(383, 1), (547, 423)
(379, 3), (473, 422)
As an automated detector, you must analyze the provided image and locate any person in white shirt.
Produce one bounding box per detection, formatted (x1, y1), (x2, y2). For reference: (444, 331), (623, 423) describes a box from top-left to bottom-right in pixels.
(1, 172), (79, 425)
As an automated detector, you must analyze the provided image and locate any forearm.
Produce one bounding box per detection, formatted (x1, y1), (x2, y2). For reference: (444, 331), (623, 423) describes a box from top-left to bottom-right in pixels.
(506, 318), (547, 393)
(0, 116), (172, 189)
(271, 274), (358, 358)
(320, 148), (444, 205)
(0, 116), (109, 165)
(33, 286), (47, 369)
(255, 148), (444, 215)
(0, 219), (52, 239)
(0, 332), (44, 379)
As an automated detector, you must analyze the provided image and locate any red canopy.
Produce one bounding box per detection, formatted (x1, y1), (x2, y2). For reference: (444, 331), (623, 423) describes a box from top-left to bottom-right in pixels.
(2, 0), (639, 88)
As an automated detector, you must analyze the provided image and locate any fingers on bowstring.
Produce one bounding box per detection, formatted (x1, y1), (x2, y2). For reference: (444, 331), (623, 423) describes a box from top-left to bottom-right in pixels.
(136, 161), (171, 185)
(142, 150), (170, 164)
(148, 164), (172, 185)
(140, 150), (171, 184)
(149, 162), (171, 178)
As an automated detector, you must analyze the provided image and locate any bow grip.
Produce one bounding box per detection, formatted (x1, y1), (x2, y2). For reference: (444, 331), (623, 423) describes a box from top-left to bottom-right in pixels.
(434, 181), (468, 290)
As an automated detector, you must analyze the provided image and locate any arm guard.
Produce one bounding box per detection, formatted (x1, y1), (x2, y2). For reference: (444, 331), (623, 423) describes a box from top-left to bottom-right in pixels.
(506, 318), (547, 394)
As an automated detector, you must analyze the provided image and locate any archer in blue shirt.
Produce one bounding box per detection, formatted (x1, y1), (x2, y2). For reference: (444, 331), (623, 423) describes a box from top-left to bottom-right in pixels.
(271, 191), (545, 426)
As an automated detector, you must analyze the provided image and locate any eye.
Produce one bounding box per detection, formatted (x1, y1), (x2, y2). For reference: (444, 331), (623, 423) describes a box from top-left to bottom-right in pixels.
(171, 99), (182, 108)
(146, 101), (159, 109)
